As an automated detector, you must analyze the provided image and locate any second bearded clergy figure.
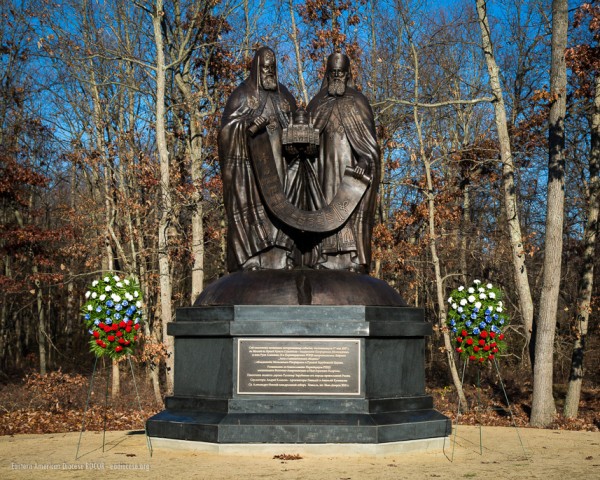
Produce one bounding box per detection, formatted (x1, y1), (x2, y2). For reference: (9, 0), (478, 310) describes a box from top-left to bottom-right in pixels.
(307, 53), (381, 273)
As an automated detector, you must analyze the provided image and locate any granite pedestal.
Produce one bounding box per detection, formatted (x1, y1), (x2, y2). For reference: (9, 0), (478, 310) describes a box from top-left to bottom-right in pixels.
(146, 271), (451, 445)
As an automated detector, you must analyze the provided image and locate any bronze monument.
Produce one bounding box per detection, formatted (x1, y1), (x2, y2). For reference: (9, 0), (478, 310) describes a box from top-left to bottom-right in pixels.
(147, 47), (450, 449)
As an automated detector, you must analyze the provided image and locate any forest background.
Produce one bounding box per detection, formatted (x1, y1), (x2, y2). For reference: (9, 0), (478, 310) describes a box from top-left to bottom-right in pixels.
(1, 0), (598, 432)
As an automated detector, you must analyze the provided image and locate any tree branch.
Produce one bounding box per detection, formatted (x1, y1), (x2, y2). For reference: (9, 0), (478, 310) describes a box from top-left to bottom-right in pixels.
(377, 97), (495, 109)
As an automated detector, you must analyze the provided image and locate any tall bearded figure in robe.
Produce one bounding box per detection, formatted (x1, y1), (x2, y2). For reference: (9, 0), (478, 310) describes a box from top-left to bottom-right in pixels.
(218, 47), (298, 272)
(306, 53), (381, 272)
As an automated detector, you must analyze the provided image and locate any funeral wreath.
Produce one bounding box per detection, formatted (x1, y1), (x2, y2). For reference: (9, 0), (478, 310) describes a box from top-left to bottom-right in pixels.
(81, 274), (143, 359)
(447, 280), (508, 363)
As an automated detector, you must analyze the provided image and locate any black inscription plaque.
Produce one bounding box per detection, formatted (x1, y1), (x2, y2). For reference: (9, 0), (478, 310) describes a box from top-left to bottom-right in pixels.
(237, 338), (361, 395)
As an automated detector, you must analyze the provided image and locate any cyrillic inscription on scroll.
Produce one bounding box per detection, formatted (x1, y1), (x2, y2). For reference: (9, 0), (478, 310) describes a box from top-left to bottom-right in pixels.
(237, 338), (361, 395)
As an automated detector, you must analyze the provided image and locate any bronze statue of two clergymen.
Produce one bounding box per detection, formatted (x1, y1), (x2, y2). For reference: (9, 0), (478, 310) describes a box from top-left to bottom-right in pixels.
(218, 47), (380, 275)
(196, 46), (403, 305)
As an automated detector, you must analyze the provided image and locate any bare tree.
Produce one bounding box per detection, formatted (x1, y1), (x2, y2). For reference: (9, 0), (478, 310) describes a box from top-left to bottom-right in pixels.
(165, 0), (237, 302)
(149, 0), (176, 393)
(564, 72), (599, 417)
(394, 3), (469, 407)
(531, 0), (568, 427)
(288, 0), (309, 105)
(563, 2), (599, 419)
(475, 0), (534, 354)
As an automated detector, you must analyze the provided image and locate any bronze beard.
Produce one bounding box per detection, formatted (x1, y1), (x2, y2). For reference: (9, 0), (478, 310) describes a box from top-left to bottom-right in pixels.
(328, 78), (346, 96)
(262, 75), (277, 91)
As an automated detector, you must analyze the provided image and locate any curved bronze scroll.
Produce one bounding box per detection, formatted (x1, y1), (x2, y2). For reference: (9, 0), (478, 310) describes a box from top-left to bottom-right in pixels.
(249, 134), (371, 233)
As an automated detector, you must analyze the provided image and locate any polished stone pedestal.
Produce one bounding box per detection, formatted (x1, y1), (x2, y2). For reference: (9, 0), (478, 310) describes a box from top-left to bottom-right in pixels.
(146, 301), (451, 445)
(149, 437), (447, 455)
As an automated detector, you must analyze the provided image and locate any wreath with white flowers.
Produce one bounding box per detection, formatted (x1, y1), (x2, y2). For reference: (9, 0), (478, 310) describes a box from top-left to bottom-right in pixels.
(81, 274), (144, 359)
(447, 280), (508, 363)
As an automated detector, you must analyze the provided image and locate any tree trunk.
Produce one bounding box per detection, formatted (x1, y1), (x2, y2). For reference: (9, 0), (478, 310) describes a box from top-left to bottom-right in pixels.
(135, 202), (162, 403)
(66, 274), (74, 353)
(191, 200), (204, 303)
(475, 0), (534, 354)
(530, 0), (568, 427)
(65, 162), (76, 353)
(459, 181), (470, 285)
(0, 250), (9, 371)
(35, 276), (46, 375)
(425, 158), (468, 408)
(0, 296), (6, 372)
(14, 205), (46, 375)
(83, 0), (121, 396)
(409, 41), (467, 407)
(289, 0), (309, 105)
(564, 68), (599, 418)
(30, 262), (47, 375)
(174, 67), (205, 304)
(85, 20), (114, 275)
(370, 0), (384, 282)
(242, 0), (251, 62)
(153, 0), (175, 393)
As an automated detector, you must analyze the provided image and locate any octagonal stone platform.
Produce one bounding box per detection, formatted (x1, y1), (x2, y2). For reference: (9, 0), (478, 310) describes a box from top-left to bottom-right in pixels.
(147, 275), (451, 447)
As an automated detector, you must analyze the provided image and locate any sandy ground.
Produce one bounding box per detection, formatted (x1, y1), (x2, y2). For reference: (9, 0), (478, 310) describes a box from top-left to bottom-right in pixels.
(1, 426), (599, 479)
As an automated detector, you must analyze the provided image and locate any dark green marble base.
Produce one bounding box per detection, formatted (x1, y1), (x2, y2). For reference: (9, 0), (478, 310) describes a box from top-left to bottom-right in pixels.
(147, 410), (450, 444)
(146, 304), (451, 445)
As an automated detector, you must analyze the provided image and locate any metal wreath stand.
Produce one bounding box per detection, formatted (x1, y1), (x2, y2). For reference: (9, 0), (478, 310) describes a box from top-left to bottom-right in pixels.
(75, 355), (152, 460)
(444, 357), (529, 462)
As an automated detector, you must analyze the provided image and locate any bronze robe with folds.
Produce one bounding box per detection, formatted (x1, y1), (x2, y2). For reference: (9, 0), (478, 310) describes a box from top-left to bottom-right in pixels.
(307, 87), (380, 271)
(218, 60), (297, 272)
